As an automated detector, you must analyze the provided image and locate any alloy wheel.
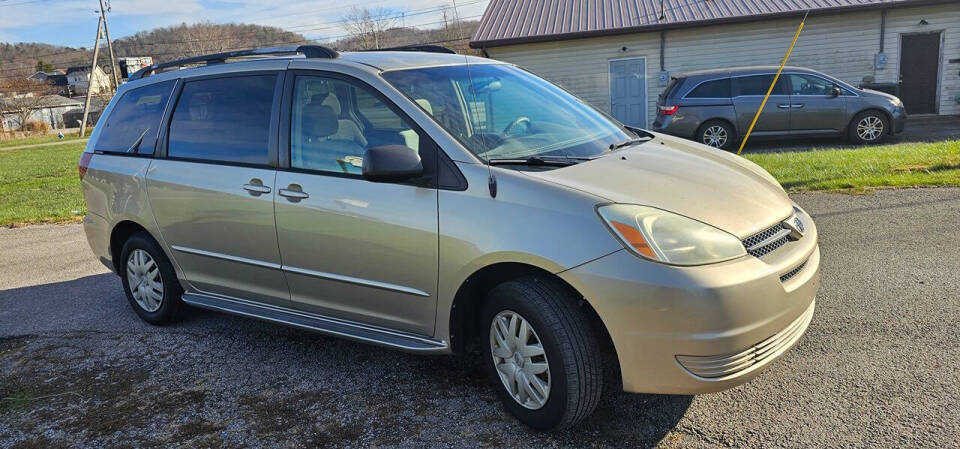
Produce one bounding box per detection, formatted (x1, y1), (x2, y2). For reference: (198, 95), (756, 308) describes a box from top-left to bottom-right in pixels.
(490, 310), (551, 410)
(126, 249), (164, 312)
(702, 125), (728, 147)
(857, 116), (884, 141)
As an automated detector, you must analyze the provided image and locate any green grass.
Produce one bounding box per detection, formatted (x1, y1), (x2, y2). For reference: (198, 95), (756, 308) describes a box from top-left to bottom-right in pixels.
(0, 141), (86, 226)
(745, 139), (960, 192)
(0, 139), (958, 226)
(0, 132), (89, 149)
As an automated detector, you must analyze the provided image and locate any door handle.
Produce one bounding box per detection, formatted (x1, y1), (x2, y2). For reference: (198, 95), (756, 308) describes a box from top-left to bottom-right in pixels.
(792, 104), (805, 109)
(279, 185), (309, 201)
(777, 104), (790, 109)
(242, 180), (271, 195)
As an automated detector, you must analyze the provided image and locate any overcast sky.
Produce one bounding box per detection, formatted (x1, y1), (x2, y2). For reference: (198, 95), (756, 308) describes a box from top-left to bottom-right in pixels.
(0, 0), (490, 47)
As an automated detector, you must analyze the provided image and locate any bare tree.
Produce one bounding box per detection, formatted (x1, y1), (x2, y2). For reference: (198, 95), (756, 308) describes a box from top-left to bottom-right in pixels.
(0, 78), (54, 131)
(342, 7), (399, 50)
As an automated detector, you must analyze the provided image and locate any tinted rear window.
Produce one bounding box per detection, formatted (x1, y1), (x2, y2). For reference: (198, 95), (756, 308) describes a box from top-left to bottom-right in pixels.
(96, 80), (175, 155)
(733, 75), (788, 96)
(661, 77), (683, 101)
(168, 75), (277, 165)
(686, 78), (731, 98)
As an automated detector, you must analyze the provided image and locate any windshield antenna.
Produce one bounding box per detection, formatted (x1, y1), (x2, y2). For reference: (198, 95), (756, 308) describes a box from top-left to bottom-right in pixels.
(463, 53), (497, 198)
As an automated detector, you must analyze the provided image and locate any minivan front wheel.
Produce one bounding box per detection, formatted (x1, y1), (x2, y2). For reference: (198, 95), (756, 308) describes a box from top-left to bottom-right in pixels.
(481, 276), (603, 429)
(696, 120), (736, 151)
(849, 111), (889, 144)
(119, 231), (185, 325)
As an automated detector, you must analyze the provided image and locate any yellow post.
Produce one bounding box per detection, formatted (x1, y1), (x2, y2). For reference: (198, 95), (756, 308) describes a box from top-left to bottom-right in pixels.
(737, 10), (809, 155)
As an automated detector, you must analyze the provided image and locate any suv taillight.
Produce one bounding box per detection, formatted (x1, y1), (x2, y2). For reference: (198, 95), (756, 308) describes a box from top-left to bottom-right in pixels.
(659, 105), (679, 116)
(78, 152), (93, 180)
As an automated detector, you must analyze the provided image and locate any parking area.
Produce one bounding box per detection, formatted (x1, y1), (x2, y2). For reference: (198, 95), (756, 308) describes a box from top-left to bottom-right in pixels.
(745, 115), (960, 153)
(2, 188), (959, 448)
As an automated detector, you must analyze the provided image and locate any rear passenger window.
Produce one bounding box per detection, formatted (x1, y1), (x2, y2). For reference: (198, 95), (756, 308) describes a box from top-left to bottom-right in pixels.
(168, 75), (277, 165)
(733, 75), (788, 96)
(686, 78), (731, 98)
(96, 80), (175, 155)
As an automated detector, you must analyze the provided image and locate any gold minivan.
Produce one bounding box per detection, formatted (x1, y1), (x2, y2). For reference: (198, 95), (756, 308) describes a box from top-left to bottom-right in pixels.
(80, 45), (819, 429)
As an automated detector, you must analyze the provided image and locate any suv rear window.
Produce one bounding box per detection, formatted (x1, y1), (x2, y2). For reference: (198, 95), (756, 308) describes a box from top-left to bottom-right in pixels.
(660, 77), (683, 101)
(733, 75), (788, 96)
(96, 80), (175, 155)
(686, 78), (731, 98)
(168, 75), (277, 165)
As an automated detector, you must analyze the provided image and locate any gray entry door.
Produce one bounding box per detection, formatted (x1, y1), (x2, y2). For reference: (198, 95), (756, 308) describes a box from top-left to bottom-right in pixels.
(610, 58), (647, 127)
(899, 33), (941, 114)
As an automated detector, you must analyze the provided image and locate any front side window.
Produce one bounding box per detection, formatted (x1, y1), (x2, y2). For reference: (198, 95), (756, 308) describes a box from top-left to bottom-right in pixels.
(290, 76), (425, 175)
(686, 78), (731, 98)
(733, 75), (788, 96)
(788, 74), (836, 96)
(168, 75), (277, 165)
(382, 64), (636, 161)
(97, 80), (175, 155)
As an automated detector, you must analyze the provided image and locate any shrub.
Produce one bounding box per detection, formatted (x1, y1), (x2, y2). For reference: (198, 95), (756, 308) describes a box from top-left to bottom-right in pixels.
(23, 121), (51, 132)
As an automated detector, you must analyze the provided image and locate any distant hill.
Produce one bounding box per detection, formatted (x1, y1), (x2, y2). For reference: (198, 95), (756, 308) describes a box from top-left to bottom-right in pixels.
(1, 20), (480, 79)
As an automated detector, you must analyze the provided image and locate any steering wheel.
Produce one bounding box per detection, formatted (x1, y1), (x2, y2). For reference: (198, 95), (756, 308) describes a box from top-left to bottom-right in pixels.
(502, 117), (531, 136)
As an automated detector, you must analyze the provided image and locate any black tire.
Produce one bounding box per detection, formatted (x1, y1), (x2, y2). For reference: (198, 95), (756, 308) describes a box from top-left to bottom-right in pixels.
(480, 276), (603, 430)
(119, 231), (185, 325)
(848, 110), (890, 144)
(695, 119), (737, 151)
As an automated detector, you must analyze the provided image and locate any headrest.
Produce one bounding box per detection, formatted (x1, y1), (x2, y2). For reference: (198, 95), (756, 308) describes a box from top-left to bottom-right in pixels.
(309, 92), (341, 116)
(414, 98), (433, 115)
(303, 104), (338, 138)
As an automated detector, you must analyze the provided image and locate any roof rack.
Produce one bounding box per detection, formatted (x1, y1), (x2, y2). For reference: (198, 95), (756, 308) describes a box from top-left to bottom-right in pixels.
(375, 44), (457, 54)
(129, 45), (338, 80)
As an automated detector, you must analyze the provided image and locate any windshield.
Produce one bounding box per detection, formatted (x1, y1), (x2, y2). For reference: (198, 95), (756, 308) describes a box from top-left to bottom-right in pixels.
(382, 63), (637, 161)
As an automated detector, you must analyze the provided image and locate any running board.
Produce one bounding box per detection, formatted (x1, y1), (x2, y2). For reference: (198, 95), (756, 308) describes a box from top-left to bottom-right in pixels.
(181, 293), (448, 353)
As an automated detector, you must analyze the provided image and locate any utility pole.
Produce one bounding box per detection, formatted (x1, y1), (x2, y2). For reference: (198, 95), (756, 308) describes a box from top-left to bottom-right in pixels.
(451, 0), (465, 45)
(98, 0), (120, 90)
(79, 15), (103, 138)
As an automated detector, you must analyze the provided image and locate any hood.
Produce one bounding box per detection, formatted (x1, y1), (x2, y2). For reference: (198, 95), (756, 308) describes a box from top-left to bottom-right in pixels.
(860, 88), (900, 102)
(524, 135), (792, 238)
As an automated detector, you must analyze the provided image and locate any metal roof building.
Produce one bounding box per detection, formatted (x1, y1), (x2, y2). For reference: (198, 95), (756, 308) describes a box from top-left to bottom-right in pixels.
(471, 0), (959, 128)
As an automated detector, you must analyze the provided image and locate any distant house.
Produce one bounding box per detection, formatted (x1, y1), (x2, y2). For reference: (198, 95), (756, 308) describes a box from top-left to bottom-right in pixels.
(66, 65), (112, 96)
(28, 70), (71, 96)
(1, 94), (83, 130)
(471, 0), (960, 128)
(118, 57), (155, 79)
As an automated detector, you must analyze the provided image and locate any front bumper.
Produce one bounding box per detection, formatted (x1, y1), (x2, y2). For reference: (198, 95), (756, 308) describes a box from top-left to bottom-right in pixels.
(891, 106), (907, 134)
(559, 210), (820, 395)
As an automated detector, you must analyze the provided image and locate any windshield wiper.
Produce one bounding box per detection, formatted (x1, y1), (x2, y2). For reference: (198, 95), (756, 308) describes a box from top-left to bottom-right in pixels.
(487, 156), (579, 167)
(609, 136), (652, 150)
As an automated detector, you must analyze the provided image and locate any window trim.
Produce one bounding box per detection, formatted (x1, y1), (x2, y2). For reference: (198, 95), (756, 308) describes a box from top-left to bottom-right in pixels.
(158, 70), (284, 169)
(93, 79), (178, 157)
(280, 69), (466, 190)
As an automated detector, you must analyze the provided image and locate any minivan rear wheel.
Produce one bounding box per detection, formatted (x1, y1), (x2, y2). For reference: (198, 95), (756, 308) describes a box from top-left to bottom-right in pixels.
(849, 110), (889, 144)
(119, 231), (185, 325)
(696, 120), (736, 151)
(480, 276), (603, 430)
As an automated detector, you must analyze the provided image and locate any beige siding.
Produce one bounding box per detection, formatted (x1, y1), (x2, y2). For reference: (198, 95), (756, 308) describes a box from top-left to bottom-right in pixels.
(487, 3), (960, 124)
(885, 4), (960, 115)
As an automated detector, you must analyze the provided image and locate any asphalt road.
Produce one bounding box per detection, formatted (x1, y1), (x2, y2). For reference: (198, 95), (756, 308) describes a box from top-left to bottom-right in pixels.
(2, 188), (959, 448)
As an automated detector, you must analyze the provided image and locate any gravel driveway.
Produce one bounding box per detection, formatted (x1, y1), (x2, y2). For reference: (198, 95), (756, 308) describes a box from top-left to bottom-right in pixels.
(2, 188), (959, 448)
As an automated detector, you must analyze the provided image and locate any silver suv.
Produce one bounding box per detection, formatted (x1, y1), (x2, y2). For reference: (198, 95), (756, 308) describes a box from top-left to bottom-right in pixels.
(81, 46), (820, 429)
(652, 66), (907, 150)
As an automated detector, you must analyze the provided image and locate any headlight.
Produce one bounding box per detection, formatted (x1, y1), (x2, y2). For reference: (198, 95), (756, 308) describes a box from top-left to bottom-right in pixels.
(891, 97), (903, 107)
(597, 204), (746, 266)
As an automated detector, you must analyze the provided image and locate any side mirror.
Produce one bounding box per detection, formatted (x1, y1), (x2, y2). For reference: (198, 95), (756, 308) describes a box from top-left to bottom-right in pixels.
(362, 145), (423, 183)
(831, 87), (842, 97)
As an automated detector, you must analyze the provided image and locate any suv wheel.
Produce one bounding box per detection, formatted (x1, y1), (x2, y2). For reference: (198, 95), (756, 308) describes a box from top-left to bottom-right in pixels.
(849, 111), (889, 144)
(120, 231), (185, 325)
(481, 276), (603, 429)
(696, 120), (736, 150)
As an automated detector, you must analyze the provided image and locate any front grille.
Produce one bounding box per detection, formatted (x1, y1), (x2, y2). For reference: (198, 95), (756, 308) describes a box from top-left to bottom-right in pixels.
(676, 300), (815, 379)
(779, 259), (808, 283)
(742, 222), (791, 257)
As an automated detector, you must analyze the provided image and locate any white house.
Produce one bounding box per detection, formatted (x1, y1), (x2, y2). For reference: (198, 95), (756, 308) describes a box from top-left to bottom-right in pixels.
(470, 0), (960, 128)
(66, 65), (112, 96)
(1, 94), (83, 130)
